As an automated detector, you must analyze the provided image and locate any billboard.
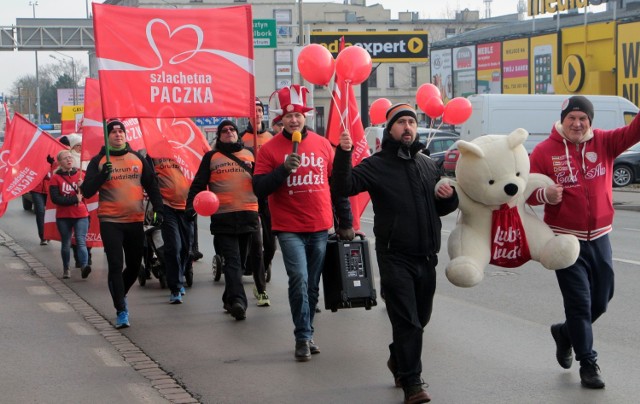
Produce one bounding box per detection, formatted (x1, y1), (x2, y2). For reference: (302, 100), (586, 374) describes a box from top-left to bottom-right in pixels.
(453, 45), (476, 98)
(502, 38), (529, 94)
(430, 48), (453, 103)
(477, 42), (502, 94)
(530, 34), (558, 94)
(310, 31), (429, 62)
(617, 21), (640, 107)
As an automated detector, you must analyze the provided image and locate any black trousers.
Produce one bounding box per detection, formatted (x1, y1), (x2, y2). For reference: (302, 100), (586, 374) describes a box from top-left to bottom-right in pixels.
(247, 221), (266, 294)
(216, 233), (251, 309)
(377, 251), (437, 387)
(100, 221), (144, 313)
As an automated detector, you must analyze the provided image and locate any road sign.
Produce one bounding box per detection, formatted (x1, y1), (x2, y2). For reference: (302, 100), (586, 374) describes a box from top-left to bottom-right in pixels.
(253, 19), (277, 49)
(194, 117), (229, 126)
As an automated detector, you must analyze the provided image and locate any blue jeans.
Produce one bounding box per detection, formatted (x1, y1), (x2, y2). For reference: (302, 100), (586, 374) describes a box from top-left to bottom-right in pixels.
(31, 191), (47, 241)
(277, 231), (328, 342)
(56, 217), (89, 270)
(160, 206), (193, 294)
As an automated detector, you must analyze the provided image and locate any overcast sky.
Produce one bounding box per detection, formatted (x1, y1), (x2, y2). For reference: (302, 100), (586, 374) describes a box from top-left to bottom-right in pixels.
(0, 0), (602, 96)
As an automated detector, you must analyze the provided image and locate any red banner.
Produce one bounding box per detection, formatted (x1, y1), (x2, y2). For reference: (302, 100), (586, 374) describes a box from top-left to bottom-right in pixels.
(326, 73), (371, 231)
(80, 78), (105, 162)
(138, 117), (211, 182)
(0, 114), (67, 216)
(93, 3), (255, 119)
(44, 192), (103, 248)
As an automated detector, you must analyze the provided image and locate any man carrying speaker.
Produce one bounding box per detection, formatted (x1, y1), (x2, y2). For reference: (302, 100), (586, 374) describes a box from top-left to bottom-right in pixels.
(253, 84), (354, 362)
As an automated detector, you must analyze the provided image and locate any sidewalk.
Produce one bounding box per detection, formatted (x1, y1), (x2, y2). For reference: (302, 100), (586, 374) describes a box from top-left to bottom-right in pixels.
(0, 229), (197, 404)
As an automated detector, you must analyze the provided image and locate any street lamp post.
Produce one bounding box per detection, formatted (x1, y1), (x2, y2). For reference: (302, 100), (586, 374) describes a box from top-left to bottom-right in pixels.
(29, 1), (41, 125)
(50, 52), (78, 105)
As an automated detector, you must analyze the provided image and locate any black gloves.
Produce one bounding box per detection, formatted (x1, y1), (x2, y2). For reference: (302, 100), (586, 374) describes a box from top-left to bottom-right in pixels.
(283, 154), (301, 173)
(184, 207), (197, 221)
(101, 162), (113, 176)
(152, 211), (164, 226)
(336, 227), (355, 241)
(47, 155), (55, 165)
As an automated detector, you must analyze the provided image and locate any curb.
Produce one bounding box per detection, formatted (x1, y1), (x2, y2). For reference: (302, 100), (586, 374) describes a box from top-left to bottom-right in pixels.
(0, 229), (201, 404)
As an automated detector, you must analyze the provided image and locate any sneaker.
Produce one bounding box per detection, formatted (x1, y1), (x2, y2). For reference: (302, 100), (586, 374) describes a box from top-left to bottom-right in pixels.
(315, 305), (321, 313)
(62, 269), (70, 279)
(179, 286), (186, 296)
(550, 323), (573, 369)
(257, 292), (271, 307)
(115, 311), (130, 329)
(580, 360), (605, 389)
(81, 265), (92, 279)
(230, 302), (246, 320)
(169, 292), (183, 304)
(192, 250), (204, 261)
(309, 340), (320, 355)
(294, 341), (311, 362)
(40, 240), (48, 246)
(403, 383), (432, 404)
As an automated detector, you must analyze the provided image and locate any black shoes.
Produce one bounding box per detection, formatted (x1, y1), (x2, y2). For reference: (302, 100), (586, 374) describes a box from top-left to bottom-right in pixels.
(403, 383), (431, 404)
(387, 357), (402, 388)
(229, 302), (246, 321)
(295, 341), (311, 362)
(550, 323), (573, 369)
(580, 360), (605, 389)
(309, 340), (320, 355)
(81, 265), (92, 279)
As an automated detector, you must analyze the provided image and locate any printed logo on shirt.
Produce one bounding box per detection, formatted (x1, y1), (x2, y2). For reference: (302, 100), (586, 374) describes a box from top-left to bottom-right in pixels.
(586, 152), (598, 163)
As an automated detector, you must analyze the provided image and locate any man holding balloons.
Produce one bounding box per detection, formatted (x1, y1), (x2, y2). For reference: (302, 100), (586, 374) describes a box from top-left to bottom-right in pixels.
(186, 119), (258, 321)
(332, 103), (458, 404)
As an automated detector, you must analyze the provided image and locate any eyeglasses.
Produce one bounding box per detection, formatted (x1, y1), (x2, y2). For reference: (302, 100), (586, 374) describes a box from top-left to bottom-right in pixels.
(219, 127), (236, 134)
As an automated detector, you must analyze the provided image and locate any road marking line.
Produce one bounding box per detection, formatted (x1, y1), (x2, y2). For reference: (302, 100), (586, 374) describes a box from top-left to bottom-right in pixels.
(92, 347), (127, 367)
(614, 258), (640, 266)
(67, 322), (97, 335)
(39, 302), (72, 313)
(622, 227), (640, 233)
(26, 286), (53, 295)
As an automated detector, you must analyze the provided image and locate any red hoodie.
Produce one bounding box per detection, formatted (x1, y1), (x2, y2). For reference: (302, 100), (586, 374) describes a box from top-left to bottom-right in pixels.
(528, 114), (640, 240)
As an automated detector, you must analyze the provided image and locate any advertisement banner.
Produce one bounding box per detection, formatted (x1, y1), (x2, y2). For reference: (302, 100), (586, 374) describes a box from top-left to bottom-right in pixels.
(476, 42), (501, 94)
(502, 38), (529, 94)
(530, 34), (557, 94)
(310, 31), (429, 62)
(453, 46), (476, 97)
(617, 21), (640, 108)
(61, 105), (84, 135)
(430, 48), (453, 103)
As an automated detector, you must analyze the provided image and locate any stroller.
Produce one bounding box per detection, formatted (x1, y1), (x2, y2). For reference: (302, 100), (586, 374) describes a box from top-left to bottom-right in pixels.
(138, 201), (194, 288)
(138, 204), (168, 288)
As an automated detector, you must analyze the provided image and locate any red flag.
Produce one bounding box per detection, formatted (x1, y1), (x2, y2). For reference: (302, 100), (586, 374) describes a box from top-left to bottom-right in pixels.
(138, 117), (211, 181)
(81, 78), (106, 161)
(326, 41), (371, 231)
(0, 114), (67, 216)
(44, 193), (102, 247)
(92, 3), (255, 119)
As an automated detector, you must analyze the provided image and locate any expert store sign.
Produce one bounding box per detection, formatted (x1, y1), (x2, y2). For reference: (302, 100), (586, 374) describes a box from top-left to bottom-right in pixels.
(310, 31), (428, 62)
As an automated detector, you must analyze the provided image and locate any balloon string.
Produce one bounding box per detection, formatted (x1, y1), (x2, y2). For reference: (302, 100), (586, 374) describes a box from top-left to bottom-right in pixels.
(342, 82), (350, 133)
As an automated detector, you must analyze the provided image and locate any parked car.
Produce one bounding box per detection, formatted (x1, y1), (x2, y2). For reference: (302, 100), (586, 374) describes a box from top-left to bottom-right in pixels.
(365, 126), (458, 155)
(442, 143), (460, 177)
(422, 136), (459, 167)
(613, 142), (640, 188)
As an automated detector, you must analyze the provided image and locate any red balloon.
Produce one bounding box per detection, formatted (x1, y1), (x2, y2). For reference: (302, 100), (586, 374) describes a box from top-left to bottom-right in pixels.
(423, 96), (445, 119)
(298, 44), (335, 86)
(369, 98), (392, 125)
(335, 46), (372, 85)
(443, 97), (473, 125)
(193, 191), (220, 216)
(416, 83), (442, 112)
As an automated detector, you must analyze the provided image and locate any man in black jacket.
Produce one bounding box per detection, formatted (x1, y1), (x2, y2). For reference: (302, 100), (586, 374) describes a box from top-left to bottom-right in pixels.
(331, 104), (457, 404)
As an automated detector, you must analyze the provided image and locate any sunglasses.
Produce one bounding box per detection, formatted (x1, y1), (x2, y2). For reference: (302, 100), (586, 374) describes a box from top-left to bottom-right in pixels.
(219, 127), (236, 134)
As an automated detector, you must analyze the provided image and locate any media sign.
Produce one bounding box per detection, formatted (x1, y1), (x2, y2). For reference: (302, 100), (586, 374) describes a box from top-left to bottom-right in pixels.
(310, 31), (429, 62)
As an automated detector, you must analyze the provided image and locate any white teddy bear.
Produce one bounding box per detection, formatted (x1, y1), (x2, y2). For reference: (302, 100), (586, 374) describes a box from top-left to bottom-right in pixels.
(436, 128), (580, 288)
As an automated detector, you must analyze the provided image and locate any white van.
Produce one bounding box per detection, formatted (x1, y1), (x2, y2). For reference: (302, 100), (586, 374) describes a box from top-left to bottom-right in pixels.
(459, 94), (639, 150)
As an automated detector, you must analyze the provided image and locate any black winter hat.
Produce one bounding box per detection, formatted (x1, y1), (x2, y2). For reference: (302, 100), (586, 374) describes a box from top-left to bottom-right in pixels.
(106, 119), (126, 134)
(216, 120), (239, 135)
(255, 97), (264, 112)
(561, 96), (594, 124)
(386, 103), (418, 128)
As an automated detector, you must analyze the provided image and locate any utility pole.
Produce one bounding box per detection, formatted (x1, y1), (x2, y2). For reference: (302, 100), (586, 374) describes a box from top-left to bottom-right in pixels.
(30, 1), (41, 125)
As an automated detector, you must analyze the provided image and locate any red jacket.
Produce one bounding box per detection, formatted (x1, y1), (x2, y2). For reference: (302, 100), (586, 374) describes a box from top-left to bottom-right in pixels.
(528, 114), (640, 240)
